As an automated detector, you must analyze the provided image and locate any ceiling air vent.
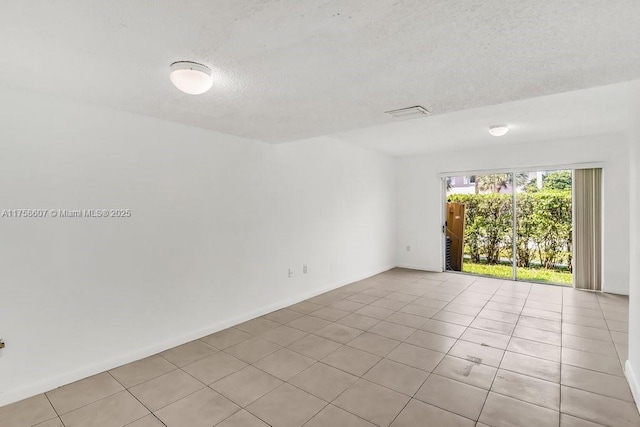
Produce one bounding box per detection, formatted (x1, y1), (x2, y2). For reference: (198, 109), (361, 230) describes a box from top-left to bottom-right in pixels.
(385, 105), (430, 120)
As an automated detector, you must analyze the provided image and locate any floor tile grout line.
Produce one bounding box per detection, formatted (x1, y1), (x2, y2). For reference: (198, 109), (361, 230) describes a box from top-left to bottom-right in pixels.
(41, 392), (65, 427)
(123, 412), (168, 427)
(113, 366), (218, 424)
(156, 348), (216, 372)
(559, 283), (564, 426)
(302, 405), (376, 427)
(485, 317), (632, 399)
(208, 358), (329, 412)
(10, 271), (632, 427)
(490, 281), (630, 421)
(105, 370), (174, 425)
(50, 386), (127, 421)
(391, 275), (503, 424)
(208, 393), (285, 427)
(265, 361), (375, 426)
(297, 274), (475, 425)
(558, 349), (626, 375)
(284, 274), (624, 427)
(321, 368), (408, 425)
(294, 293), (459, 373)
(209, 324), (447, 418)
(599, 294), (629, 372)
(474, 277), (532, 424)
(400, 277), (484, 424)
(372, 276), (487, 423)
(45, 370), (157, 424)
(557, 382), (637, 405)
(238, 278), (616, 427)
(237, 283), (452, 372)
(560, 328), (617, 344)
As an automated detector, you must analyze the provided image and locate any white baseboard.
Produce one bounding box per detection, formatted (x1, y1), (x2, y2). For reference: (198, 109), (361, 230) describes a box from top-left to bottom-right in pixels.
(395, 263), (442, 272)
(625, 360), (640, 414)
(603, 286), (630, 296)
(0, 264), (394, 408)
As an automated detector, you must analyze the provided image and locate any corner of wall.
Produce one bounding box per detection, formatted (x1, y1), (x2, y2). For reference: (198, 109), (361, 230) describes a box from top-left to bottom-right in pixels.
(626, 360), (640, 413)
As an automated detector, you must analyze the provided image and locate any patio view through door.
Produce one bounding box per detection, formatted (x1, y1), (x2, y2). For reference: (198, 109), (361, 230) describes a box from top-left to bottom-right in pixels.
(444, 169), (574, 286)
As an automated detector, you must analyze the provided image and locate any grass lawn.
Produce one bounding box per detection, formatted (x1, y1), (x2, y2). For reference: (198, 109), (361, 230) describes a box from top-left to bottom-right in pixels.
(462, 262), (572, 285)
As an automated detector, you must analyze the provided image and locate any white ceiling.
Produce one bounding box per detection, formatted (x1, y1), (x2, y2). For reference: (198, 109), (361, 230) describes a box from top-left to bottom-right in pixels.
(330, 81), (632, 156)
(1, 1), (639, 143)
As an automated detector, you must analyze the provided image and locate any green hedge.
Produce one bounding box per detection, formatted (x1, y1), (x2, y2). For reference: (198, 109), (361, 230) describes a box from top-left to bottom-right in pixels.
(448, 191), (572, 270)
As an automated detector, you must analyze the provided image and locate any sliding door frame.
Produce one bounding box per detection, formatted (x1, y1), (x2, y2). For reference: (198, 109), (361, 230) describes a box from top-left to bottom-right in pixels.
(440, 162), (605, 287)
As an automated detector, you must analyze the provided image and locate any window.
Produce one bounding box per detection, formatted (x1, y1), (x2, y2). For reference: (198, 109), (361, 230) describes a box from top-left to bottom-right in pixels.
(444, 169), (578, 286)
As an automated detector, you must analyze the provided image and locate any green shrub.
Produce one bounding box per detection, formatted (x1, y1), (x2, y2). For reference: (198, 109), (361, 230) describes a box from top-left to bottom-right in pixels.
(448, 191), (572, 270)
(544, 170), (572, 191)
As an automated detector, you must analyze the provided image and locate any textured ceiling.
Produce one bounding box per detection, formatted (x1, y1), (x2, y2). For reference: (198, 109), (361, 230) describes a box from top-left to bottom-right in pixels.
(330, 82), (631, 156)
(1, 1), (639, 142)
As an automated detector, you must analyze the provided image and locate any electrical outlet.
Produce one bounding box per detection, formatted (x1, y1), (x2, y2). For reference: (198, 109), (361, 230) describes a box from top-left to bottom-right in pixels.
(303, 264), (308, 274)
(288, 268), (293, 278)
(0, 339), (5, 349)
(406, 245), (411, 252)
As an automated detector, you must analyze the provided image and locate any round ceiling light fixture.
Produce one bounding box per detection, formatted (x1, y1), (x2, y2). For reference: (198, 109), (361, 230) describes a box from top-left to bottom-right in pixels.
(169, 61), (213, 95)
(488, 124), (509, 137)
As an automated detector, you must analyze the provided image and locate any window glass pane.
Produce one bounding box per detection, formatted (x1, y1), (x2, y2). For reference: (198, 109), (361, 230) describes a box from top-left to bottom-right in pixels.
(515, 170), (573, 285)
(446, 174), (513, 279)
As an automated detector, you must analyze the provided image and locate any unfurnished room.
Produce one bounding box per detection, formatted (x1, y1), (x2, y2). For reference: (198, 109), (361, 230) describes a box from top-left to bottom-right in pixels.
(1, 2), (640, 427)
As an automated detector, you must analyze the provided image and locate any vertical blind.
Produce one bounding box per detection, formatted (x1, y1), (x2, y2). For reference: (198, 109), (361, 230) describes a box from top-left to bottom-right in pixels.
(574, 168), (603, 290)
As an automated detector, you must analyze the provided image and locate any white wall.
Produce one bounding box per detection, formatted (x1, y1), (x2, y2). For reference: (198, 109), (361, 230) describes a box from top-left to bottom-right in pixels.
(396, 134), (631, 294)
(0, 85), (396, 406)
(626, 81), (640, 408)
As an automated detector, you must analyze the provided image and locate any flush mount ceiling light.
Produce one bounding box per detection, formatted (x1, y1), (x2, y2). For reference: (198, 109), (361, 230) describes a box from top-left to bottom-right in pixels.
(488, 124), (509, 137)
(169, 61), (213, 95)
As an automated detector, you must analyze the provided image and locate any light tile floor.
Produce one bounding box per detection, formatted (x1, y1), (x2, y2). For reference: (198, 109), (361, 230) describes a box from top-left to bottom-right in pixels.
(2, 269), (638, 427)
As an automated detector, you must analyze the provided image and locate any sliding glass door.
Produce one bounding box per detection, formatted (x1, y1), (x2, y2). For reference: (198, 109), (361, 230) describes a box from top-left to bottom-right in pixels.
(445, 169), (574, 286)
(515, 170), (573, 285)
(445, 173), (514, 280)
